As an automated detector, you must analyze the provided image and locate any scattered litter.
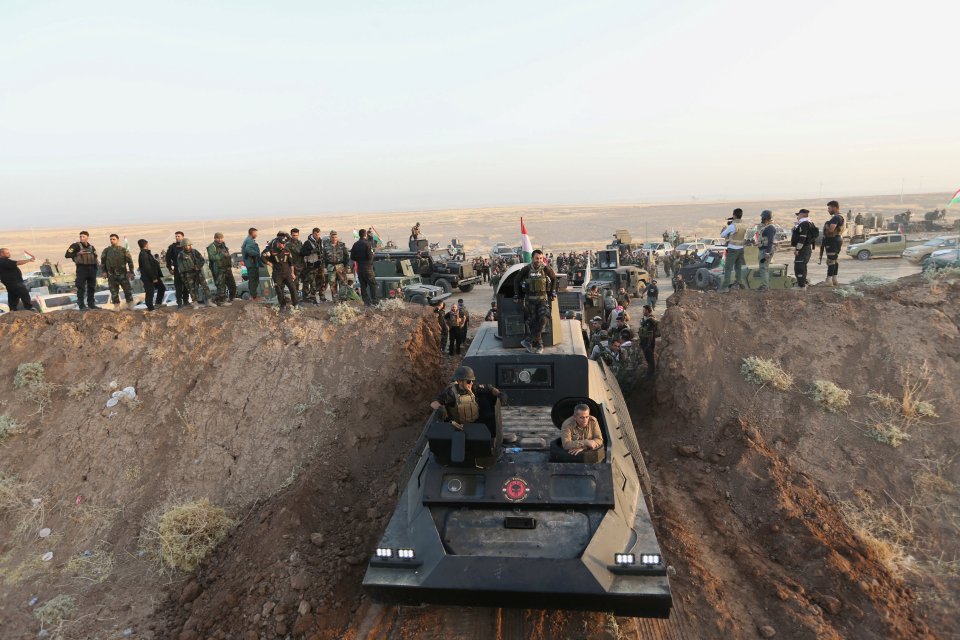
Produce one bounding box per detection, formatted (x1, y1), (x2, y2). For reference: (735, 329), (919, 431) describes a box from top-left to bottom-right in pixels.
(38, 527), (51, 538)
(83, 549), (92, 557)
(122, 629), (134, 637)
(28, 596), (38, 607)
(106, 397), (119, 408)
(31, 498), (42, 507)
(122, 386), (136, 399)
(108, 411), (118, 418)
(38, 630), (50, 638)
(41, 552), (53, 562)
(75, 494), (84, 504)
(109, 380), (118, 390)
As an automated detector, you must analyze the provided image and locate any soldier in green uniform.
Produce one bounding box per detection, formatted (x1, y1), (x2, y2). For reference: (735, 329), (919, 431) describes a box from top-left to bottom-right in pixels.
(261, 232), (299, 310)
(206, 233), (236, 305)
(429, 366), (503, 427)
(287, 228), (305, 299)
(336, 278), (362, 303)
(177, 238), (213, 309)
(512, 249), (558, 354)
(637, 304), (660, 378)
(100, 234), (135, 310)
(324, 230), (350, 298)
(301, 227), (328, 303)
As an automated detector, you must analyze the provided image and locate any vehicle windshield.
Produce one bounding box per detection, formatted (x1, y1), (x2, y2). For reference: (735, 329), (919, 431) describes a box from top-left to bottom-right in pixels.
(924, 238), (947, 246)
(642, 242), (661, 250)
(702, 252), (723, 267)
(676, 243), (696, 251)
(591, 270), (617, 283)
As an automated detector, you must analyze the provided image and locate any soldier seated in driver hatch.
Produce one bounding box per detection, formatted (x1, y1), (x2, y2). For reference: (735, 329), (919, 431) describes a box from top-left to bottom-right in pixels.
(429, 366), (503, 430)
(551, 403), (604, 463)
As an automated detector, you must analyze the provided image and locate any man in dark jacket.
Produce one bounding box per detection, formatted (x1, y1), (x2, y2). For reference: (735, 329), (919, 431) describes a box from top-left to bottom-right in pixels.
(350, 228), (377, 305)
(0, 247), (37, 311)
(64, 230), (100, 309)
(790, 209), (819, 289)
(166, 231), (189, 308)
(137, 239), (166, 310)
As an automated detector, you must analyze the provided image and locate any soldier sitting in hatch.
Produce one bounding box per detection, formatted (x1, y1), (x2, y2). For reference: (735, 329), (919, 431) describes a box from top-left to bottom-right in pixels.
(551, 404), (604, 463)
(429, 366), (502, 429)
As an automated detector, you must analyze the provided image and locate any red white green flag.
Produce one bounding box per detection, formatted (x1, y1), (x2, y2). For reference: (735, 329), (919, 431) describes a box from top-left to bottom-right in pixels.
(520, 217), (533, 263)
(948, 188), (960, 208)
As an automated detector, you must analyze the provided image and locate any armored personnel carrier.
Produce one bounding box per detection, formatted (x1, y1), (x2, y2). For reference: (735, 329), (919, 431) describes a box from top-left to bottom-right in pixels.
(363, 269), (672, 617)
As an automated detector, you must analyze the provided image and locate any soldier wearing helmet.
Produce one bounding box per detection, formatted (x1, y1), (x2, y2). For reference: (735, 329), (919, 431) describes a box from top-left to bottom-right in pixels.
(429, 366), (502, 427)
(176, 238), (213, 309)
(262, 232), (298, 310)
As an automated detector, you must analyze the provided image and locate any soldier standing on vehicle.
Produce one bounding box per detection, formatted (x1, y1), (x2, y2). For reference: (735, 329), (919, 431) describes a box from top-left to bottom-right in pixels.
(301, 227), (327, 303)
(646, 279), (660, 309)
(719, 208), (747, 291)
(65, 231), (100, 310)
(137, 239), (166, 310)
(756, 210), (777, 290)
(101, 234), (135, 310)
(350, 228), (378, 306)
(288, 228), (305, 299)
(429, 366), (502, 426)
(206, 233), (236, 305)
(325, 230), (350, 298)
(790, 209), (819, 289)
(513, 249), (557, 354)
(166, 231), (188, 308)
(177, 239), (212, 309)
(0, 248), (37, 311)
(262, 232), (298, 310)
(821, 200), (845, 287)
(638, 304), (659, 378)
(241, 228), (262, 300)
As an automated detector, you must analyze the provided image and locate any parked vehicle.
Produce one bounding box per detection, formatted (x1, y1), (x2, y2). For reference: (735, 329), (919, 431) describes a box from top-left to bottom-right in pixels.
(134, 290), (178, 309)
(641, 241), (672, 258)
(902, 236), (959, 264)
(673, 242), (707, 256)
(846, 232), (907, 260)
(31, 293), (79, 313)
(923, 247), (960, 270)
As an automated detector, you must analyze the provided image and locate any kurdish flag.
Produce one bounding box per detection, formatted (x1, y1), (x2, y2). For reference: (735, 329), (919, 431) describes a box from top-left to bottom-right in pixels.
(948, 188), (960, 208)
(520, 217), (533, 263)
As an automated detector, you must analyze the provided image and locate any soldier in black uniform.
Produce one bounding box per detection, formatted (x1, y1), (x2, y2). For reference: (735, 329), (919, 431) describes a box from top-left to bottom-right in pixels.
(638, 304), (660, 378)
(137, 239), (166, 310)
(64, 231), (100, 309)
(513, 249), (558, 354)
(821, 200), (845, 286)
(645, 279), (659, 309)
(429, 366), (502, 427)
(350, 228), (377, 306)
(166, 231), (189, 308)
(262, 232), (298, 310)
(790, 209), (819, 289)
(301, 227), (328, 303)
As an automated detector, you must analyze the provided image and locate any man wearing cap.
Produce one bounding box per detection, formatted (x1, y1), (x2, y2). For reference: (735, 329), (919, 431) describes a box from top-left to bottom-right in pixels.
(64, 231), (100, 310)
(756, 210), (778, 290)
(484, 300), (498, 322)
(241, 228), (262, 300)
(101, 234), (136, 310)
(719, 208), (747, 291)
(646, 279), (659, 309)
(324, 230), (350, 298)
(791, 209), (819, 289)
(206, 233), (237, 305)
(177, 238), (213, 309)
(301, 227), (328, 303)
(262, 232), (298, 310)
(821, 200), (845, 286)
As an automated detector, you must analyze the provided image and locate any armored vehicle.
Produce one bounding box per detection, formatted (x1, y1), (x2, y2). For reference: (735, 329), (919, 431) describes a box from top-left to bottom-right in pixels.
(676, 247), (795, 290)
(374, 240), (482, 294)
(589, 250), (650, 297)
(363, 269), (672, 617)
(373, 260), (451, 306)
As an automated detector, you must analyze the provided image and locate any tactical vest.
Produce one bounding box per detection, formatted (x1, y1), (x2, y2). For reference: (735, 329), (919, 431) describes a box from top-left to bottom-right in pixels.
(448, 387), (480, 423)
(758, 224), (774, 250)
(208, 243), (231, 269)
(179, 249), (203, 272)
(525, 267), (548, 297)
(102, 246), (129, 272)
(288, 239), (304, 266)
(327, 242), (347, 265)
(303, 238), (322, 264)
(72, 243), (98, 265)
(728, 223), (747, 245)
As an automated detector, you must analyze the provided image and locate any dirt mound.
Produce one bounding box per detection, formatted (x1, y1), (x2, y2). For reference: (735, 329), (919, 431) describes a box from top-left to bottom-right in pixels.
(634, 275), (959, 639)
(0, 303), (444, 639)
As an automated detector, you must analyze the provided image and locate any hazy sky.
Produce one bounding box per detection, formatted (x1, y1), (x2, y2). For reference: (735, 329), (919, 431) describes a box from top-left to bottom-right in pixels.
(1, 0), (957, 228)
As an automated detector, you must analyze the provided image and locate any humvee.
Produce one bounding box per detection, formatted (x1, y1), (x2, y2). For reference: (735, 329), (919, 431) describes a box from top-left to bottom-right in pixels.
(588, 250), (650, 297)
(677, 247), (795, 290)
(374, 239), (482, 293)
(373, 260), (451, 306)
(363, 269), (672, 617)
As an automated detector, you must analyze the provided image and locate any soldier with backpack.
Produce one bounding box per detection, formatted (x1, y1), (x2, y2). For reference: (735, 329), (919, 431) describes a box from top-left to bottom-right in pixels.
(791, 209), (819, 289)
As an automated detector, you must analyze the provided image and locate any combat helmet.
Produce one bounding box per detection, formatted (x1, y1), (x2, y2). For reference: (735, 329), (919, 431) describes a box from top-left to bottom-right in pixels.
(180, 238), (192, 247)
(452, 365), (476, 382)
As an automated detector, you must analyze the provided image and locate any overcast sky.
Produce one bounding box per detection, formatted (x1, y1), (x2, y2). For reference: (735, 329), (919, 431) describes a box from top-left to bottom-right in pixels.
(1, 0), (957, 228)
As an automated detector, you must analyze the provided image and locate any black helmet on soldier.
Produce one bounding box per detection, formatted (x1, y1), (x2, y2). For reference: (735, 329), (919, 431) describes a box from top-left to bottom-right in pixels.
(453, 366), (476, 382)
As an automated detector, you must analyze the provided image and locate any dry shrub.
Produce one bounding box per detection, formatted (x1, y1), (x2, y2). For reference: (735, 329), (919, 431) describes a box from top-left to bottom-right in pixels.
(0, 415), (21, 441)
(899, 363), (938, 420)
(64, 545), (115, 583)
(867, 391), (898, 412)
(376, 298), (407, 311)
(328, 303), (359, 326)
(0, 472), (46, 537)
(810, 380), (851, 412)
(868, 421), (911, 448)
(34, 594), (76, 626)
(833, 286), (864, 299)
(13, 362), (45, 388)
(143, 498), (233, 572)
(849, 274), (893, 288)
(840, 490), (914, 573)
(741, 357), (792, 390)
(66, 381), (96, 400)
(923, 265), (960, 286)
(148, 346), (168, 362)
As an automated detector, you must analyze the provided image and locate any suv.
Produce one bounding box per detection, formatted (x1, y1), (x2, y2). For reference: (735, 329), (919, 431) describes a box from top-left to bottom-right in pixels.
(375, 241), (481, 293)
(641, 241), (672, 257)
(901, 236), (959, 264)
(31, 292), (79, 313)
(373, 260), (451, 306)
(673, 241), (707, 256)
(846, 233), (907, 260)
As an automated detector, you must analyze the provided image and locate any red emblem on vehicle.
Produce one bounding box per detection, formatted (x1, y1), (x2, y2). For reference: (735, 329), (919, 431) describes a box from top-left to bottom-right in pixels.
(502, 477), (529, 502)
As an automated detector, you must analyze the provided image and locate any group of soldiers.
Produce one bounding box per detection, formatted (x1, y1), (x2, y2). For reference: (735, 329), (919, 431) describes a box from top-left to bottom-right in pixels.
(54, 227), (366, 311)
(586, 303), (660, 390)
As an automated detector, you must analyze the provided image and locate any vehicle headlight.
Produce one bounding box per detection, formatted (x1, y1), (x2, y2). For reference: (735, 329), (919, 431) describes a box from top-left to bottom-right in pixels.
(397, 548), (416, 559)
(640, 554), (662, 565)
(375, 548), (393, 558)
(614, 553), (635, 565)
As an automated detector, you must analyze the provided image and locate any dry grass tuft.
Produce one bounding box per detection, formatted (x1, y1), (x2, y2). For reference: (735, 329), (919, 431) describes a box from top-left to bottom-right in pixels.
(13, 363), (57, 416)
(0, 415), (21, 441)
(64, 545), (115, 583)
(810, 380), (851, 412)
(899, 363), (938, 420)
(0, 472), (46, 537)
(867, 391), (898, 412)
(13, 362), (45, 388)
(65, 381), (96, 400)
(849, 274), (892, 288)
(142, 498), (233, 572)
(867, 421), (911, 447)
(863, 364), (939, 447)
(840, 490), (915, 573)
(148, 346), (169, 362)
(833, 286), (865, 299)
(34, 593), (76, 626)
(376, 298), (407, 311)
(328, 303), (359, 326)
(741, 357), (793, 390)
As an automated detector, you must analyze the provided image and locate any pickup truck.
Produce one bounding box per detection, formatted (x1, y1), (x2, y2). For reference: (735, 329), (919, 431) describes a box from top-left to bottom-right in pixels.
(846, 232), (907, 260)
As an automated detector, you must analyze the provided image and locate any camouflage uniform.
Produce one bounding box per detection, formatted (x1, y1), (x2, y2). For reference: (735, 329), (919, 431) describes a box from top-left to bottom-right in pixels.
(638, 314), (660, 377)
(100, 244), (135, 304)
(301, 234), (328, 301)
(262, 236), (298, 308)
(336, 282), (362, 303)
(177, 242), (211, 305)
(324, 232), (350, 297)
(206, 237), (236, 304)
(288, 235), (305, 297)
(513, 262), (558, 348)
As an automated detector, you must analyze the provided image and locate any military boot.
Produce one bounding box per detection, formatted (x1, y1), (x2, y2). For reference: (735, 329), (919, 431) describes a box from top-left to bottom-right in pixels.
(831, 275), (839, 286)
(112, 302), (121, 311)
(191, 301), (200, 310)
(126, 301), (136, 310)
